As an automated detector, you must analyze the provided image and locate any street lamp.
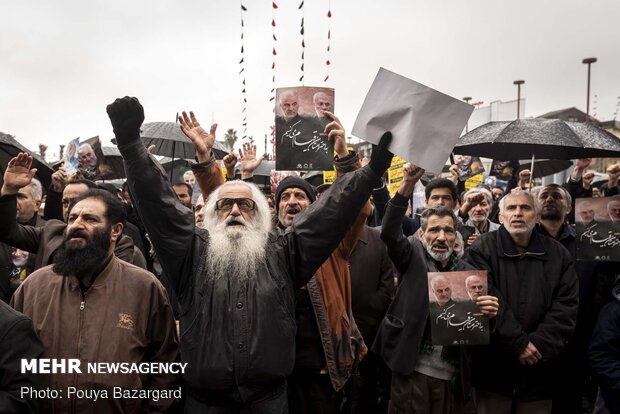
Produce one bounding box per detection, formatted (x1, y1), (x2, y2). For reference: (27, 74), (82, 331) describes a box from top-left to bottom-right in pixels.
(582, 57), (597, 123)
(513, 80), (525, 120)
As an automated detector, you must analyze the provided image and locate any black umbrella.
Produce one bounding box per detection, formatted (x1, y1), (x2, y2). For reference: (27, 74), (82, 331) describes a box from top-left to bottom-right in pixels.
(234, 160), (275, 187)
(140, 122), (228, 177)
(0, 132), (53, 190)
(454, 119), (620, 160)
(517, 159), (572, 177)
(100, 147), (126, 180)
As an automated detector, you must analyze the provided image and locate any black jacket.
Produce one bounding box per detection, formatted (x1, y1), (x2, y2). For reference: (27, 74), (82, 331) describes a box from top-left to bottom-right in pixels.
(464, 226), (578, 400)
(0, 300), (44, 413)
(350, 226), (394, 346)
(120, 139), (381, 404)
(372, 194), (475, 401)
(589, 276), (620, 413)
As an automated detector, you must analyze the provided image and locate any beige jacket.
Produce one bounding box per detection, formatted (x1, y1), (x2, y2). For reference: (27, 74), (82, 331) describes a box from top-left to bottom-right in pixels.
(11, 257), (179, 413)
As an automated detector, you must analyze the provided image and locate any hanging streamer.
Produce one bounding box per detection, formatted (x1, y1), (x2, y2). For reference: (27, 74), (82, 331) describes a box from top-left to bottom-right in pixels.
(299, 0), (305, 83)
(239, 1), (249, 141)
(324, 0), (332, 82)
(270, 1), (279, 159)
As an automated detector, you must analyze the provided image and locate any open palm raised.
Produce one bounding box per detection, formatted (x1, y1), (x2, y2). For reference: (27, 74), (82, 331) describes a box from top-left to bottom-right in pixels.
(178, 111), (217, 163)
(1, 153), (37, 195)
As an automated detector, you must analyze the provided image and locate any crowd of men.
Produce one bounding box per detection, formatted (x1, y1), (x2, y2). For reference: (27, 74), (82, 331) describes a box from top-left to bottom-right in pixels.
(0, 96), (619, 414)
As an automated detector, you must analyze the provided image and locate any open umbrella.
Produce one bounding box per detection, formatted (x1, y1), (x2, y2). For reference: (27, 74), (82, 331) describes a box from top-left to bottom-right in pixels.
(517, 159), (572, 177)
(454, 119), (620, 187)
(140, 122), (228, 177)
(100, 147), (126, 180)
(454, 119), (620, 160)
(234, 160), (275, 187)
(0, 132), (53, 189)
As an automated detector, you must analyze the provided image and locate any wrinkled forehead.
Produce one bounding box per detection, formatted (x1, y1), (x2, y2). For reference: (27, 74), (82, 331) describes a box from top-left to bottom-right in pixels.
(69, 198), (107, 218)
(467, 277), (483, 286)
(504, 194), (535, 209)
(219, 184), (253, 200)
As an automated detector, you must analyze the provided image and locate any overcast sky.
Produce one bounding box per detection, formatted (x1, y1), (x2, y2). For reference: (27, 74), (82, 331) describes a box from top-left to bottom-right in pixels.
(1, 0), (618, 159)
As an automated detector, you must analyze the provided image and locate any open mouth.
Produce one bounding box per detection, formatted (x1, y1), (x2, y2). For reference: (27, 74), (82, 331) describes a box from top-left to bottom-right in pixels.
(432, 243), (448, 252)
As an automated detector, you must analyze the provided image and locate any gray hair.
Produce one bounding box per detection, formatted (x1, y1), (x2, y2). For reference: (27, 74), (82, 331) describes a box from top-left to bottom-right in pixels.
(313, 92), (330, 103)
(465, 274), (482, 287)
(26, 178), (43, 202)
(278, 90), (297, 104)
(420, 206), (457, 231)
(202, 180), (271, 233)
(498, 189), (541, 214)
(463, 187), (493, 205)
(430, 274), (450, 290)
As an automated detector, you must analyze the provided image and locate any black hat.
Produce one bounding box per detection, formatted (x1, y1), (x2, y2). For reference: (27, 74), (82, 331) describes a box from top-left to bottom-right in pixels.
(275, 176), (316, 211)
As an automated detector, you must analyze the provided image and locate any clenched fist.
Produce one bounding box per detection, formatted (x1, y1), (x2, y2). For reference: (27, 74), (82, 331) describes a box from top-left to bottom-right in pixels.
(106, 96), (145, 147)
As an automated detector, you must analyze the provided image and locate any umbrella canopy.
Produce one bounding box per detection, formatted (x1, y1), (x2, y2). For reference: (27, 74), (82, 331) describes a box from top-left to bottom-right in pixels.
(454, 119), (620, 160)
(517, 159), (572, 177)
(140, 122), (228, 160)
(233, 160), (275, 186)
(100, 146), (126, 180)
(0, 132), (53, 189)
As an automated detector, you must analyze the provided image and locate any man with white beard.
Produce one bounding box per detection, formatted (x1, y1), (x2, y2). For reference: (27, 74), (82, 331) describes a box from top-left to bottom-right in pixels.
(107, 96), (394, 413)
(374, 163), (498, 413)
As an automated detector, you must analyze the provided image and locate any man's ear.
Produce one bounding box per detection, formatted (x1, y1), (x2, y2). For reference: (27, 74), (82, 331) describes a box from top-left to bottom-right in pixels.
(110, 223), (124, 243)
(417, 228), (424, 240)
(498, 212), (504, 225)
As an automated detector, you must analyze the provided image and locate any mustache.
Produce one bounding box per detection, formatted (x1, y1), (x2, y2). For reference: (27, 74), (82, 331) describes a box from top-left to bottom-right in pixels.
(225, 216), (246, 226)
(64, 230), (89, 241)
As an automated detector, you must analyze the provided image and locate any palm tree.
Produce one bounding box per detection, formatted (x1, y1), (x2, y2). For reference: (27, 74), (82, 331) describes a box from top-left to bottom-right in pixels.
(224, 129), (238, 152)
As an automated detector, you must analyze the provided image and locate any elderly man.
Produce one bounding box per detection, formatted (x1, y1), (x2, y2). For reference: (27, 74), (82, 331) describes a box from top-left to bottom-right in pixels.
(78, 142), (99, 179)
(1, 177), (45, 303)
(313, 91), (333, 129)
(465, 274), (486, 301)
(374, 163), (499, 413)
(465, 189), (578, 414)
(459, 188), (500, 246)
(7, 160), (179, 412)
(607, 199), (620, 236)
(107, 96), (393, 413)
(536, 184), (618, 413)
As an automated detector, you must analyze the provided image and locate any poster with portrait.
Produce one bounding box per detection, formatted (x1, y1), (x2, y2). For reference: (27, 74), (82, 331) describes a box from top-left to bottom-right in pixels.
(275, 87), (335, 171)
(78, 136), (111, 180)
(428, 270), (490, 345)
(455, 155), (485, 181)
(489, 159), (518, 181)
(63, 137), (80, 177)
(575, 196), (620, 261)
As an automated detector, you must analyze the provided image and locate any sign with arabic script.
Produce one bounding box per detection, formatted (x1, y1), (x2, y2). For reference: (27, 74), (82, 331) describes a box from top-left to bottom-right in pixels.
(575, 196), (620, 261)
(275, 87), (335, 171)
(428, 270), (490, 345)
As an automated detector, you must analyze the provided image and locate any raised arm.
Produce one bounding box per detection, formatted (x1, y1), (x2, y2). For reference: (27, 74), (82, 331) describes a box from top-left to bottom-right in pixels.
(108, 97), (195, 294)
(380, 163), (424, 273)
(285, 127), (394, 285)
(0, 154), (44, 252)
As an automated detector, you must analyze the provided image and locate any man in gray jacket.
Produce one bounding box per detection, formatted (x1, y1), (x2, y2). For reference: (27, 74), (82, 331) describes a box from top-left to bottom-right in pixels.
(107, 96), (394, 413)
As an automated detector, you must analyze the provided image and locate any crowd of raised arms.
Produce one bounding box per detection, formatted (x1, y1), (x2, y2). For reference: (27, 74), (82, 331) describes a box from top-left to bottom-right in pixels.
(0, 96), (619, 414)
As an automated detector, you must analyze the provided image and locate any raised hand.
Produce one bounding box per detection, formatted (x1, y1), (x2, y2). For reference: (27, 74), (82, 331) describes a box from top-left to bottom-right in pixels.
(222, 152), (238, 179)
(51, 165), (68, 193)
(239, 143), (264, 179)
(402, 163), (425, 184)
(323, 111), (347, 158)
(106, 96), (145, 146)
(369, 132), (394, 178)
(1, 153), (38, 196)
(178, 111), (217, 163)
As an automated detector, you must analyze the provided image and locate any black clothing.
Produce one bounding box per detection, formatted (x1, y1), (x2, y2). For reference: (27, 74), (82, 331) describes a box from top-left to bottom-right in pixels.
(120, 139), (381, 404)
(464, 226), (579, 400)
(0, 300), (44, 413)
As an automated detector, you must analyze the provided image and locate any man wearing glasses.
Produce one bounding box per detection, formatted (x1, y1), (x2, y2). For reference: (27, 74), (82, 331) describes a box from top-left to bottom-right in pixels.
(107, 96), (394, 413)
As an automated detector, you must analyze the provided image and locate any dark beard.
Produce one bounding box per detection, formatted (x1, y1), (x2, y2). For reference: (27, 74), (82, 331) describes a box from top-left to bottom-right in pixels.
(541, 208), (563, 221)
(53, 225), (112, 279)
